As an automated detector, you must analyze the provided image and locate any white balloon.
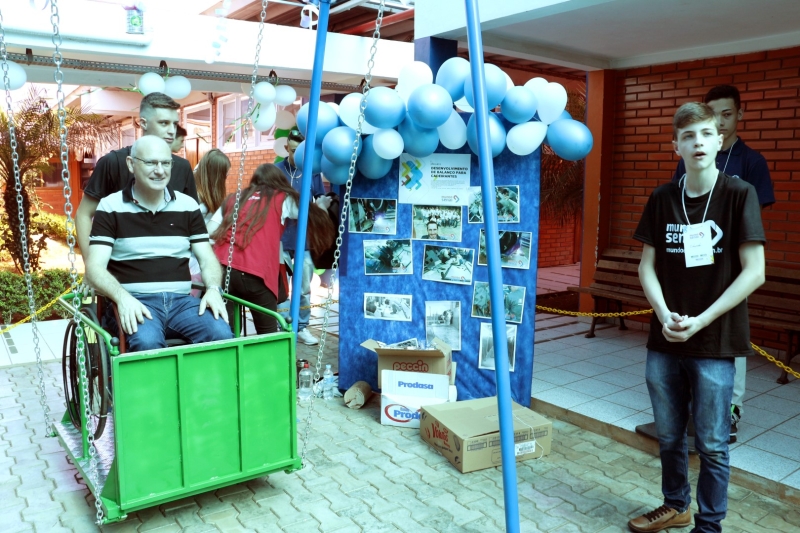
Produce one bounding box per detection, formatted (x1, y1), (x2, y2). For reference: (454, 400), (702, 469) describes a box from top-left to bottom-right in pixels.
(537, 83), (568, 125)
(438, 109), (468, 150)
(274, 85), (297, 106)
(164, 75), (192, 100)
(274, 137), (290, 158)
(396, 61), (434, 103)
(275, 109), (296, 130)
(372, 128), (404, 160)
(253, 81), (276, 104)
(506, 121), (548, 156)
(454, 96), (474, 113)
(524, 77), (549, 99)
(338, 92), (377, 134)
(2, 61), (27, 91)
(253, 103), (277, 131)
(138, 72), (165, 96)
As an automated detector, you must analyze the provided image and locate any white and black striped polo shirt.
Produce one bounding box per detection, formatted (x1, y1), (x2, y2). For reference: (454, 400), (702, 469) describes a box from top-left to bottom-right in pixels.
(90, 181), (208, 294)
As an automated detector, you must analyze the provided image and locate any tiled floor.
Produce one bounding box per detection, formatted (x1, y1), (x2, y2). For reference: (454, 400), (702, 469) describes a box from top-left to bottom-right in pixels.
(531, 312), (800, 490)
(536, 262), (580, 294)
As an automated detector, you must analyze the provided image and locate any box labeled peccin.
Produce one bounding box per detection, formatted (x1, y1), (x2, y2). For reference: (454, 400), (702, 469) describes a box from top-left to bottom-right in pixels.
(420, 397), (552, 473)
(361, 337), (453, 388)
(379, 369), (455, 429)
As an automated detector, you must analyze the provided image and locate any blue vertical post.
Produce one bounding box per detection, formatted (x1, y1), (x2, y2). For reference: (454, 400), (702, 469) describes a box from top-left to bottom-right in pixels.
(463, 1), (521, 532)
(292, 0), (331, 334)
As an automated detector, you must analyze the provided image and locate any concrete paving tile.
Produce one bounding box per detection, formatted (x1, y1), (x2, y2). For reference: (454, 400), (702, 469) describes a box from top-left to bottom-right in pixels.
(603, 389), (652, 411)
(534, 368), (588, 387)
(593, 370), (646, 389)
(746, 394), (800, 417)
(729, 444), (800, 482)
(533, 388), (594, 410)
(613, 412), (655, 433)
(559, 361), (617, 379)
(571, 399), (639, 425)
(737, 404), (795, 430)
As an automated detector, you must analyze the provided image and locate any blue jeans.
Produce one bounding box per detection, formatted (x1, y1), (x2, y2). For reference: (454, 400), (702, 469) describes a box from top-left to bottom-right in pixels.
(646, 350), (734, 533)
(118, 293), (233, 352)
(279, 250), (313, 330)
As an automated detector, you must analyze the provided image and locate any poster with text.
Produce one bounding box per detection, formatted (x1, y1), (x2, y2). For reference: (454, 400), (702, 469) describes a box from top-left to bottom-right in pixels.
(398, 153), (471, 206)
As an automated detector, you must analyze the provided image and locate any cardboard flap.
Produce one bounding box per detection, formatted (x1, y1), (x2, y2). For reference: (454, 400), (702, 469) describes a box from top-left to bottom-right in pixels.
(422, 397), (543, 439)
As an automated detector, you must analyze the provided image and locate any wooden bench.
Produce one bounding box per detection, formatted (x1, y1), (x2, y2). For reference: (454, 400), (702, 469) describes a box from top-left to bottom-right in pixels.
(568, 249), (800, 384)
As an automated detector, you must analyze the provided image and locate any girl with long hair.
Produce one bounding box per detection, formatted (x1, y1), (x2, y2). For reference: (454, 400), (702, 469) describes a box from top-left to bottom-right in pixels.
(210, 163), (336, 334)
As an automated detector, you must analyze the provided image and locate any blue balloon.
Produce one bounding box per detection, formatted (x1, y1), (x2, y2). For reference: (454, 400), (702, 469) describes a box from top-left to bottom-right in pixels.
(357, 135), (393, 180)
(364, 87), (406, 129)
(558, 110), (573, 121)
(296, 102), (339, 145)
(501, 86), (538, 124)
(435, 57), (471, 101)
(294, 140), (322, 175)
(547, 119), (594, 161)
(398, 113), (439, 157)
(464, 64), (508, 109)
(322, 126), (361, 166)
(321, 156), (351, 185)
(466, 113), (507, 158)
(407, 84), (453, 129)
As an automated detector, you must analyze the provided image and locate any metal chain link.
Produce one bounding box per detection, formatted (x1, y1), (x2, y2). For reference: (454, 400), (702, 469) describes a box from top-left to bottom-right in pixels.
(224, 0), (268, 294)
(299, 0), (386, 468)
(538, 304), (800, 378)
(0, 9), (56, 439)
(47, 0), (103, 524)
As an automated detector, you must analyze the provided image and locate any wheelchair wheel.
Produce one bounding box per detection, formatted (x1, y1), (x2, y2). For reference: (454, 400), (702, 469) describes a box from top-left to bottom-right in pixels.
(61, 309), (111, 440)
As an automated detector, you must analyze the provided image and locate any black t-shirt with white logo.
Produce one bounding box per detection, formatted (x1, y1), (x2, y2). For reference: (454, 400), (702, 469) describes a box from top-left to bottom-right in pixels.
(634, 173), (765, 358)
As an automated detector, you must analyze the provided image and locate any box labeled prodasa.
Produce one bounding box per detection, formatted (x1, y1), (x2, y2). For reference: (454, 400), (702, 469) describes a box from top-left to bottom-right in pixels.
(380, 369), (454, 428)
(420, 397), (552, 473)
(361, 337), (452, 388)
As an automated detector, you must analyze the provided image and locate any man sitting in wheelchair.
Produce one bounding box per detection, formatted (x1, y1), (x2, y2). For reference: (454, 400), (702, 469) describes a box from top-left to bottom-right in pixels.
(85, 136), (233, 352)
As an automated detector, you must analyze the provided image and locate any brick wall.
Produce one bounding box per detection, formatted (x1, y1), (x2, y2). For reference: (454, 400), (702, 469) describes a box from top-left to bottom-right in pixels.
(608, 45), (800, 350)
(538, 212), (577, 267)
(222, 148), (278, 194)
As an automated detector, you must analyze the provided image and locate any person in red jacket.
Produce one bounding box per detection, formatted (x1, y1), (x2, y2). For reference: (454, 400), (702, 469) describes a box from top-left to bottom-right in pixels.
(210, 164), (335, 334)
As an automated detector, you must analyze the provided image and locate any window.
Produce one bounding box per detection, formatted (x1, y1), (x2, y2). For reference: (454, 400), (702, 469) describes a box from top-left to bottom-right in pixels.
(184, 102), (212, 169)
(216, 94), (300, 153)
(38, 161), (64, 188)
(121, 125), (135, 148)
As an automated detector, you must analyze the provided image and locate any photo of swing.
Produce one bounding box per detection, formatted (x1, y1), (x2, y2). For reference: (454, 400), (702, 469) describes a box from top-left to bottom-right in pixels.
(348, 198), (397, 234)
(363, 239), (413, 275)
(421, 245), (475, 285)
(467, 185), (520, 224)
(364, 293), (413, 322)
(471, 281), (526, 324)
(478, 323), (517, 373)
(425, 301), (461, 351)
(478, 229), (532, 269)
(412, 204), (463, 241)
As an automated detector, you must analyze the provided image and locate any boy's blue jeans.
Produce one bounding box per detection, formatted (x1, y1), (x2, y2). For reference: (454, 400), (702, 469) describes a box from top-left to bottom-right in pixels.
(645, 350), (734, 533)
(109, 292), (233, 352)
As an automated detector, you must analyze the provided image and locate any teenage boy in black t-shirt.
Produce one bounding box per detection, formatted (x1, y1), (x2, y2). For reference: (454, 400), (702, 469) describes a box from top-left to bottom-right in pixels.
(673, 86), (775, 439)
(628, 102), (765, 533)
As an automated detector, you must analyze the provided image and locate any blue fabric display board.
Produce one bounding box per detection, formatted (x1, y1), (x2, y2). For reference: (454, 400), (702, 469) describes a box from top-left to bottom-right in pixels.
(337, 143), (540, 405)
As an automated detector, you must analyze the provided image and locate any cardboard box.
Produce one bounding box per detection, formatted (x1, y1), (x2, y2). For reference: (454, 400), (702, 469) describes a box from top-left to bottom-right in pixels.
(380, 369), (453, 428)
(420, 397), (552, 473)
(362, 337), (453, 388)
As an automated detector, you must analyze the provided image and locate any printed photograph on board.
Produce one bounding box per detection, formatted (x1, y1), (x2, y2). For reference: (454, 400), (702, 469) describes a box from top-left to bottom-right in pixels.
(478, 323), (517, 372)
(471, 281), (526, 324)
(387, 338), (419, 349)
(363, 239), (413, 275)
(349, 198), (397, 234)
(478, 230), (532, 269)
(364, 293), (413, 322)
(425, 300), (461, 351)
(422, 245), (475, 285)
(467, 185), (521, 224)
(411, 205), (463, 242)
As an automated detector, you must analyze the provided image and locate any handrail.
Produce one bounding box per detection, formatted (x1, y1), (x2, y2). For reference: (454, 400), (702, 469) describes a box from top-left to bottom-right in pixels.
(222, 293), (292, 333)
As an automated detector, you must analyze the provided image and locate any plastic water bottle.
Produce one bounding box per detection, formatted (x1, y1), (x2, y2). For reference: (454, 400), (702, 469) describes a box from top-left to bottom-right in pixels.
(323, 365), (334, 400)
(298, 363), (313, 402)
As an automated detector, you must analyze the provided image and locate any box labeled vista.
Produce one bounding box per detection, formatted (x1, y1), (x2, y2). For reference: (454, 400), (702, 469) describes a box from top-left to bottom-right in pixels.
(362, 337), (453, 388)
(420, 397), (552, 473)
(380, 369), (452, 428)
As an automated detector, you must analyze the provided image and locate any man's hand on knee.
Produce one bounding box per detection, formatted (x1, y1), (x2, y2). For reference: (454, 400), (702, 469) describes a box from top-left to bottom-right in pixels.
(199, 290), (229, 323)
(117, 294), (152, 334)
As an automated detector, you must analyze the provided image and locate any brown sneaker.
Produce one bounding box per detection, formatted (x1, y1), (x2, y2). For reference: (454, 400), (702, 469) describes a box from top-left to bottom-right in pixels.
(628, 505), (691, 532)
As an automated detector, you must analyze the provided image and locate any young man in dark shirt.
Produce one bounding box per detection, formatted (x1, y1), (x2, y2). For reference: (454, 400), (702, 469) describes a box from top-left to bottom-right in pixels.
(629, 102), (765, 533)
(672, 85), (774, 441)
(76, 92), (198, 257)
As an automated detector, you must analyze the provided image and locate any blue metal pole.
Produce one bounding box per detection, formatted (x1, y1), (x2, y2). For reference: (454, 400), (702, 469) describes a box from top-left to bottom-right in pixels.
(292, 0), (331, 335)
(463, 1), (521, 531)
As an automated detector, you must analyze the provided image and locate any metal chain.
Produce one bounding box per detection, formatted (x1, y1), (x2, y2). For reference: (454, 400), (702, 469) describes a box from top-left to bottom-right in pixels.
(0, 9), (55, 438)
(48, 0), (103, 524)
(299, 0), (385, 467)
(224, 0), (268, 294)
